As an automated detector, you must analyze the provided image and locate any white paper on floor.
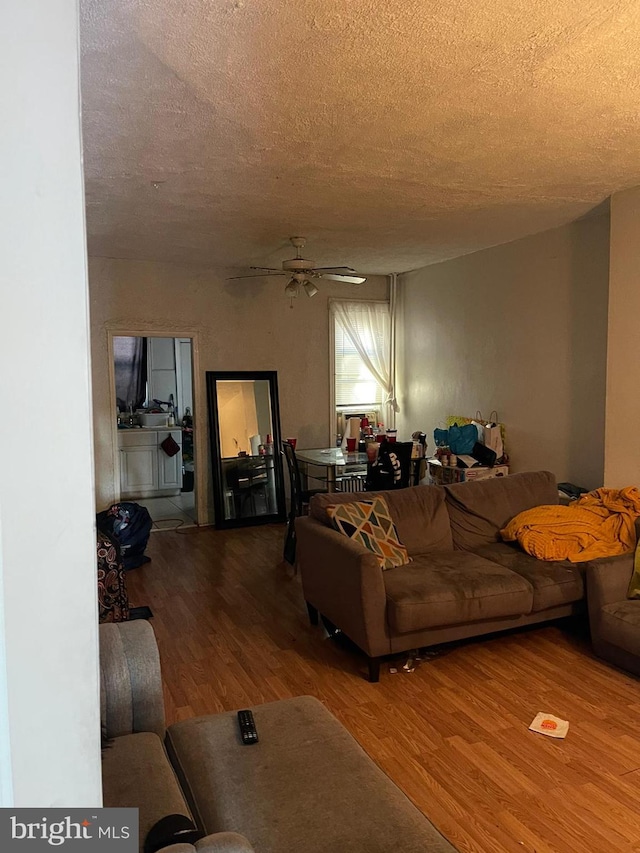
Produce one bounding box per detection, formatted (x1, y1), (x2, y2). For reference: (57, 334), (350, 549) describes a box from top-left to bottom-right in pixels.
(529, 712), (569, 739)
(390, 647), (445, 674)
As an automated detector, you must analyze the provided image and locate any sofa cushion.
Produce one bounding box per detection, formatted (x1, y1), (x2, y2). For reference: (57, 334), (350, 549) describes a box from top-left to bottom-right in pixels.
(474, 542), (584, 612)
(311, 485), (453, 555)
(599, 601), (640, 656)
(444, 470), (558, 551)
(166, 696), (456, 853)
(159, 832), (255, 852)
(383, 552), (533, 633)
(327, 496), (409, 570)
(102, 732), (192, 852)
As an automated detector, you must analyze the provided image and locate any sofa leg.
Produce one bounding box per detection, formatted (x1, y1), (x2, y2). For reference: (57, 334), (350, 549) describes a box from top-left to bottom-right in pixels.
(367, 657), (381, 683)
(306, 601), (319, 626)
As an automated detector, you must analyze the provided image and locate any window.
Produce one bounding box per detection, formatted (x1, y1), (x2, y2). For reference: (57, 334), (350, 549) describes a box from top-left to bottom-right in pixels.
(113, 336), (148, 412)
(331, 300), (391, 414)
(334, 315), (385, 407)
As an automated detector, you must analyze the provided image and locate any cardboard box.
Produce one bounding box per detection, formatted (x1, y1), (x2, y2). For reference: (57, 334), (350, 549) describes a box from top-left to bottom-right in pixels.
(462, 465), (509, 481)
(427, 463), (464, 485)
(427, 461), (509, 485)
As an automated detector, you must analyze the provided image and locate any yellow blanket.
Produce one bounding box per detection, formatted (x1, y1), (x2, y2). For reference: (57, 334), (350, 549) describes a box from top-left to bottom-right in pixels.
(500, 487), (640, 562)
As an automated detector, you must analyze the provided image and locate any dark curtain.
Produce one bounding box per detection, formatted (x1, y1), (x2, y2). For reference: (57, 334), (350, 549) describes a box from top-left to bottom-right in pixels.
(114, 336), (148, 412)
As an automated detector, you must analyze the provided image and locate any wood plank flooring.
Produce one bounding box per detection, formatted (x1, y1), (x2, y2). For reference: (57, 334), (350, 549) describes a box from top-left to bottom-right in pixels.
(126, 523), (640, 853)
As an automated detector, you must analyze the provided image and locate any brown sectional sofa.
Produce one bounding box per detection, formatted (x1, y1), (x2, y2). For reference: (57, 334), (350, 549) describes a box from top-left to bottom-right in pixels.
(297, 470), (587, 680)
(587, 551), (640, 677)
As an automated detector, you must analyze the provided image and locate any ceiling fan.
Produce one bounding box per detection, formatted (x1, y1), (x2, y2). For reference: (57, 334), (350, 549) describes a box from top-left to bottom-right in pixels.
(229, 237), (367, 304)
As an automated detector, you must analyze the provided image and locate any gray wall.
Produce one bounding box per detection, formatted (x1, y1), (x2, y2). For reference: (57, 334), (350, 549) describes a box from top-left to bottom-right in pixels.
(1, 0), (101, 806)
(397, 213), (610, 489)
(605, 186), (640, 487)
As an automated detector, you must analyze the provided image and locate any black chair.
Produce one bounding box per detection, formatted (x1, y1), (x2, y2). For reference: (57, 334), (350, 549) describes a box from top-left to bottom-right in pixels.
(366, 440), (414, 491)
(224, 458), (270, 519)
(281, 441), (328, 565)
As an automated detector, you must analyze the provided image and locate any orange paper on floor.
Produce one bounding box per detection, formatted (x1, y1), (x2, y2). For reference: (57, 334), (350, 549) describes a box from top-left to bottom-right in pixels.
(529, 712), (569, 739)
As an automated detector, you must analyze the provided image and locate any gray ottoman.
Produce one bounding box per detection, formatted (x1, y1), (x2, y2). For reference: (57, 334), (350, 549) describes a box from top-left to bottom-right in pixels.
(166, 695), (456, 853)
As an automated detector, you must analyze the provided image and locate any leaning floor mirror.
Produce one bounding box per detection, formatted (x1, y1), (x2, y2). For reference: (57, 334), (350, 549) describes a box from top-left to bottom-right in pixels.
(206, 371), (286, 528)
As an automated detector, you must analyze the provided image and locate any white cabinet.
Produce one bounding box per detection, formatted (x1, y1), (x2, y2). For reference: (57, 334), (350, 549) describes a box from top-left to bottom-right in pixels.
(120, 445), (158, 494)
(157, 430), (183, 491)
(119, 428), (183, 498)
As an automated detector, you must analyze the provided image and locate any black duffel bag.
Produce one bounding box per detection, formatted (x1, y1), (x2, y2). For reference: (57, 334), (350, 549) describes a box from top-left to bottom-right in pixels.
(96, 502), (152, 571)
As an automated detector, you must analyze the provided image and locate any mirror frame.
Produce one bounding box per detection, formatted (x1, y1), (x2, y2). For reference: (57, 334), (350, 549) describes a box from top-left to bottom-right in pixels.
(206, 370), (286, 529)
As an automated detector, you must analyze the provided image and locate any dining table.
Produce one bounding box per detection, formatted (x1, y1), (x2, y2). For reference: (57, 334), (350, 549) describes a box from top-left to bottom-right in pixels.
(295, 447), (368, 492)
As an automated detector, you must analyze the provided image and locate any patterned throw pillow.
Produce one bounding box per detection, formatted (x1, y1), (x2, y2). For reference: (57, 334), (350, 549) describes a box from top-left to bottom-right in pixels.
(326, 496), (410, 570)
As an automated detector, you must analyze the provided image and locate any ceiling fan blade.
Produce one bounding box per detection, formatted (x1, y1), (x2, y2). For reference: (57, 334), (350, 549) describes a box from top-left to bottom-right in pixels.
(318, 273), (367, 284)
(227, 273), (285, 280)
(313, 266), (359, 274)
(249, 266), (284, 273)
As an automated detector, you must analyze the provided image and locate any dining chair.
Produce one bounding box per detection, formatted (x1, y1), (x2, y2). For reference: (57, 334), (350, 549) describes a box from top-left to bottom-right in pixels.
(224, 458), (270, 519)
(365, 440), (414, 491)
(281, 441), (328, 565)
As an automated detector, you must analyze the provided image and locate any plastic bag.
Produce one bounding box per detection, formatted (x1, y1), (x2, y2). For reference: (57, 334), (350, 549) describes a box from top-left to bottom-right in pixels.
(448, 423), (478, 455)
(433, 427), (449, 447)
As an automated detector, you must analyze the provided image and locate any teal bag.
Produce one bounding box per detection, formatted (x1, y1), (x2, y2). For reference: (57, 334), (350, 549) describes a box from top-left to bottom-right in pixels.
(448, 423), (478, 455)
(433, 428), (449, 447)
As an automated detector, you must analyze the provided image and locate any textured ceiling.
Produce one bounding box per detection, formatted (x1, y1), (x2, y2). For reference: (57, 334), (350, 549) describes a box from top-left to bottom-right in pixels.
(80, 0), (640, 274)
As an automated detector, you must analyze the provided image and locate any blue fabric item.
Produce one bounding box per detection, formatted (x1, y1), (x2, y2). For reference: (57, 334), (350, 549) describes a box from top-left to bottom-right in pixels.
(448, 423), (478, 455)
(433, 428), (449, 447)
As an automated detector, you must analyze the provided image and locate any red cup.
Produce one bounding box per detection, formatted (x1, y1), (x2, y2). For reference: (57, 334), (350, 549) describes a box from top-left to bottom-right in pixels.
(346, 437), (357, 452)
(375, 434), (385, 443)
(286, 438), (297, 449)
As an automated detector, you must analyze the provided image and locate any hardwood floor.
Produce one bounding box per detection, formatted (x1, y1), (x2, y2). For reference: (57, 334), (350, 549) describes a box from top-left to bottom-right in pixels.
(127, 524), (640, 853)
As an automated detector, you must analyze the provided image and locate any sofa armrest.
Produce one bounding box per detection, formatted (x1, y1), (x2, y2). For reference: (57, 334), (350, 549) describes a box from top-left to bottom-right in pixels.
(99, 620), (166, 739)
(159, 834), (255, 853)
(587, 555), (634, 610)
(296, 516), (390, 657)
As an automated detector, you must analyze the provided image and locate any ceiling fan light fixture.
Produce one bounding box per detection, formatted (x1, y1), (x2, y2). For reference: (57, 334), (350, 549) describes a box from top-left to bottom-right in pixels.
(228, 237), (367, 308)
(284, 278), (299, 297)
(284, 278), (300, 308)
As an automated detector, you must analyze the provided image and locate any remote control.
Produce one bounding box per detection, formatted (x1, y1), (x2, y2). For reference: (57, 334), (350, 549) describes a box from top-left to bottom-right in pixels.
(237, 709), (259, 745)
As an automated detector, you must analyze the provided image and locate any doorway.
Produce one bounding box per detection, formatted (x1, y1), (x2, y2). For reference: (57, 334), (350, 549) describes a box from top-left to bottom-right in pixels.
(111, 335), (199, 529)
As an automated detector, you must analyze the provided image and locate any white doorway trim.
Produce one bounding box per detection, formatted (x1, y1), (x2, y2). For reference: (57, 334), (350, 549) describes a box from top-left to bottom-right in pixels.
(106, 328), (206, 526)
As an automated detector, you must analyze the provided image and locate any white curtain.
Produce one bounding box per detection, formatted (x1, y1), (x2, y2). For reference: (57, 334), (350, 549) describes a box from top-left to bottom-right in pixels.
(333, 300), (397, 426)
(389, 274), (398, 430)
